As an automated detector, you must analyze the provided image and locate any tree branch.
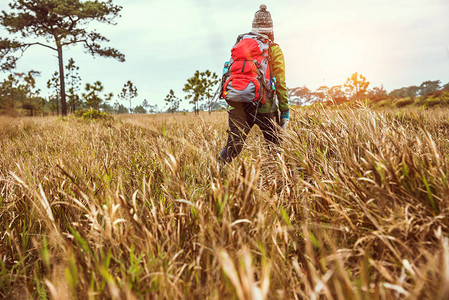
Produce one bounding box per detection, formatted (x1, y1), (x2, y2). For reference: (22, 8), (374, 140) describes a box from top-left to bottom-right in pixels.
(61, 39), (87, 47)
(23, 42), (57, 51)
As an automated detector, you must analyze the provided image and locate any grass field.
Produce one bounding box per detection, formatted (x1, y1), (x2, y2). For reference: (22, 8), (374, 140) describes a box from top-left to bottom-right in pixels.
(1, 107), (449, 299)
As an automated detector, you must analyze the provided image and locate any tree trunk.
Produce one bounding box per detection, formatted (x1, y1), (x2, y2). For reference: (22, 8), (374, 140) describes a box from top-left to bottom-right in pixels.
(56, 95), (60, 115)
(57, 43), (67, 116)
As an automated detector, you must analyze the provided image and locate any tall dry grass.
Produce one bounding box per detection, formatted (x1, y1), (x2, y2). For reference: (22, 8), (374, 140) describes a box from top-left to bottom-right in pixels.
(0, 107), (448, 299)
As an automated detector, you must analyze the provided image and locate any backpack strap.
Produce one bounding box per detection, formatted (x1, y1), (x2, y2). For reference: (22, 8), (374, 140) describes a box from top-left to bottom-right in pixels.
(267, 43), (278, 112)
(252, 34), (278, 112)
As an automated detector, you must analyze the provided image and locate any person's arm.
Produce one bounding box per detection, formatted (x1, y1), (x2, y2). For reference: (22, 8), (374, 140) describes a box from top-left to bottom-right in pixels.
(271, 44), (289, 128)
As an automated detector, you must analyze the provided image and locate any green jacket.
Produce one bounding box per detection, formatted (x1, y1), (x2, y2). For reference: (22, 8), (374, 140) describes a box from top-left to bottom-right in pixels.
(229, 42), (289, 114)
(258, 43), (289, 114)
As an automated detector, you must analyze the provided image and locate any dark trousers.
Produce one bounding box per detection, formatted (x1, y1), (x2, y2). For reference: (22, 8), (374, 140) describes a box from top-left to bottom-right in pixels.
(219, 104), (280, 163)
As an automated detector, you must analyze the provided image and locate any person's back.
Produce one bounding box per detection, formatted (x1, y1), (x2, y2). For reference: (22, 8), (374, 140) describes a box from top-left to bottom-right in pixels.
(218, 4), (289, 163)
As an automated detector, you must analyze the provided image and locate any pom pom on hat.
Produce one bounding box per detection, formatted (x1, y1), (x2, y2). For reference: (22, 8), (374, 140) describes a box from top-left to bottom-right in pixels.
(252, 4), (273, 34)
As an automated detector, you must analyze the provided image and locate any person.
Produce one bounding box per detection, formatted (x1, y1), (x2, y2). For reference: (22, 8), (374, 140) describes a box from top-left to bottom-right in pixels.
(218, 4), (289, 163)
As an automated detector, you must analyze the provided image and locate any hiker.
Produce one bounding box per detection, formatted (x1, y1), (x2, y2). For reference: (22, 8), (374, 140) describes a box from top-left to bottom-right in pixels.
(218, 4), (289, 163)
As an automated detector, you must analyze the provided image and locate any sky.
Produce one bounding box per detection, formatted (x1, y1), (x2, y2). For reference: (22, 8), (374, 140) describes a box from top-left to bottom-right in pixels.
(1, 0), (449, 110)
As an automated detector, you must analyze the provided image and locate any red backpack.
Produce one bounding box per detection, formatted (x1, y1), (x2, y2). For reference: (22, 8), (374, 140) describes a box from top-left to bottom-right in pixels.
(221, 32), (275, 108)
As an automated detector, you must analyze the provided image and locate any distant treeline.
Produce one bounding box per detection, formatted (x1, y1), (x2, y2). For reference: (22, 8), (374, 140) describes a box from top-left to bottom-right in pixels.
(289, 73), (449, 107)
(0, 67), (219, 116)
(1, 69), (448, 116)
(0, 64), (159, 116)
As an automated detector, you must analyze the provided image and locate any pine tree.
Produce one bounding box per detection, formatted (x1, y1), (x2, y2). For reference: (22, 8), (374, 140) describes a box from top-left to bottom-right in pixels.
(183, 70), (219, 115)
(0, 0), (125, 115)
(164, 89), (180, 114)
(344, 72), (370, 101)
(119, 81), (138, 114)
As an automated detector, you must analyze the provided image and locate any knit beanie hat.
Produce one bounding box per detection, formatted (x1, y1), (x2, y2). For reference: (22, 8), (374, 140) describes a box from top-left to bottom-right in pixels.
(252, 4), (273, 35)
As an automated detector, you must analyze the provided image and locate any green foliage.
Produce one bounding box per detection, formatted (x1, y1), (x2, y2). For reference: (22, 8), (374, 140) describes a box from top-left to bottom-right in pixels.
(419, 80), (441, 96)
(113, 102), (129, 114)
(133, 105), (146, 114)
(0, 0), (125, 64)
(418, 90), (449, 108)
(0, 39), (21, 70)
(374, 90), (449, 110)
(74, 108), (111, 121)
(183, 70), (219, 114)
(82, 81), (112, 110)
(395, 97), (415, 108)
(0, 74), (20, 112)
(0, 0), (125, 115)
(119, 80), (138, 113)
(65, 58), (83, 113)
(21, 71), (43, 116)
(389, 81), (442, 99)
(47, 71), (60, 113)
(290, 77), (447, 110)
(0, 70), (43, 115)
(164, 89), (180, 113)
(99, 102), (115, 113)
(389, 85), (419, 98)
